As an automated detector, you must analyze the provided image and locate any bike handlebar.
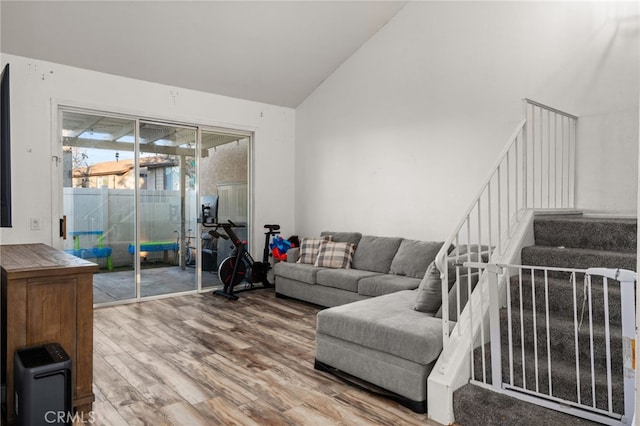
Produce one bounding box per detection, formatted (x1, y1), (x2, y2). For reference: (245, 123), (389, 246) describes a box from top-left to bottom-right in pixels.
(204, 220), (280, 239)
(202, 220), (243, 228)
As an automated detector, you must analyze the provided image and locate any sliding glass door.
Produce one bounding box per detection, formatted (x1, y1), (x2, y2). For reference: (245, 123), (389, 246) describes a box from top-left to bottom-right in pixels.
(60, 108), (251, 305)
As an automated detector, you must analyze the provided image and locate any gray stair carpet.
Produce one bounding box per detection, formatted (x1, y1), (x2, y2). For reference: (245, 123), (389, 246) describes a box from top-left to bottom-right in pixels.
(454, 383), (601, 425)
(453, 215), (636, 425)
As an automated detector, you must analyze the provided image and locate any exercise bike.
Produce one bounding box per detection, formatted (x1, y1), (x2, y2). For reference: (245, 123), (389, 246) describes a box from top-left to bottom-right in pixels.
(207, 220), (280, 300)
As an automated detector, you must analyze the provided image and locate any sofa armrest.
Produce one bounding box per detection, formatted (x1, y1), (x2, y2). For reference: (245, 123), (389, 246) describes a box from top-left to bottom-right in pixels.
(287, 247), (300, 263)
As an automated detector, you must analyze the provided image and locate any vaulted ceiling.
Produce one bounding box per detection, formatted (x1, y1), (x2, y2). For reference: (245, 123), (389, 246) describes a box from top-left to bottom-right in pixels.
(1, 1), (406, 108)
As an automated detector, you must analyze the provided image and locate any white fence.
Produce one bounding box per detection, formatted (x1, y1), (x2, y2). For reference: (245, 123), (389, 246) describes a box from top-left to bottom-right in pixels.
(63, 187), (197, 267)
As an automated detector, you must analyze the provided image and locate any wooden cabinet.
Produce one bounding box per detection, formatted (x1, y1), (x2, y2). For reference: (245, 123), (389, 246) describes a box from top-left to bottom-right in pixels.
(1, 244), (97, 423)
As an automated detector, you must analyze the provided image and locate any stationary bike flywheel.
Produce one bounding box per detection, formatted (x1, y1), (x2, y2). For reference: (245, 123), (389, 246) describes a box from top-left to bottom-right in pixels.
(218, 257), (247, 286)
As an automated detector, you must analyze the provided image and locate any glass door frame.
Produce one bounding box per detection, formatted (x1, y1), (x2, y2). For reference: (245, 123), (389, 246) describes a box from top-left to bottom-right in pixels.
(53, 103), (254, 306)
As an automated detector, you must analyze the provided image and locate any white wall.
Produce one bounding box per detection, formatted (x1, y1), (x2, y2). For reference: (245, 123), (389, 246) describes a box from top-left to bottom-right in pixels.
(295, 1), (639, 240)
(0, 53), (296, 255)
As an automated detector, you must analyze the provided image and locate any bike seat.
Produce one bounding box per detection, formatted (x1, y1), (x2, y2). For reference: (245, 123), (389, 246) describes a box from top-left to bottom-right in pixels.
(264, 224), (280, 231)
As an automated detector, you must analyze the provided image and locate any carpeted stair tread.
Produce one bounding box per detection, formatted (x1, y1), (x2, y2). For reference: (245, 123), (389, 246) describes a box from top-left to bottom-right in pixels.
(508, 275), (623, 326)
(453, 383), (602, 425)
(534, 216), (637, 252)
(499, 308), (623, 371)
(521, 246), (637, 272)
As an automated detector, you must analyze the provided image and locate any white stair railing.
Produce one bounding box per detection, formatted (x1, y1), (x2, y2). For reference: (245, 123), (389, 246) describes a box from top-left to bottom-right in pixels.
(436, 99), (578, 348)
(469, 262), (636, 426)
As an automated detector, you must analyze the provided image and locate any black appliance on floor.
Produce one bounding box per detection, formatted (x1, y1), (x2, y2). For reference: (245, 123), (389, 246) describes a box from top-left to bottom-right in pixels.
(14, 343), (72, 426)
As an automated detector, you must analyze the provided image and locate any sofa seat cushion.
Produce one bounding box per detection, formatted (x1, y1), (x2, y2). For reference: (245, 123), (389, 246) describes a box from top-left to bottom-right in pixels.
(316, 290), (444, 365)
(273, 262), (323, 285)
(357, 274), (421, 297)
(352, 235), (403, 273)
(316, 268), (381, 292)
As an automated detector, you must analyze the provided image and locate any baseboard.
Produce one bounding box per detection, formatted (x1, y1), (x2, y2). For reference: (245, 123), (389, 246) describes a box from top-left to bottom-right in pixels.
(314, 359), (427, 414)
(275, 292), (327, 309)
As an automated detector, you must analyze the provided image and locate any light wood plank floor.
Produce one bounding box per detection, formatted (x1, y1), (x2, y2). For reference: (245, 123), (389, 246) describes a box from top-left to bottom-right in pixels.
(92, 290), (440, 425)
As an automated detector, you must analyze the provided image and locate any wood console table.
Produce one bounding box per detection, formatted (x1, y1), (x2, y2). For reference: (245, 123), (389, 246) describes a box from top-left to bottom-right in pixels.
(1, 243), (97, 423)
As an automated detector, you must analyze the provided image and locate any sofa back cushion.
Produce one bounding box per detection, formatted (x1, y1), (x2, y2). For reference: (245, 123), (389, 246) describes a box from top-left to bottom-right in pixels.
(450, 244), (492, 262)
(389, 239), (444, 279)
(435, 272), (481, 321)
(352, 235), (403, 273)
(286, 247), (300, 263)
(413, 253), (480, 313)
(320, 231), (362, 247)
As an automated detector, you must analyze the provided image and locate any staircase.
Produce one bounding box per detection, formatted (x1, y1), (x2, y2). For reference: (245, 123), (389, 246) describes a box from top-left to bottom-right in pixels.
(452, 214), (637, 425)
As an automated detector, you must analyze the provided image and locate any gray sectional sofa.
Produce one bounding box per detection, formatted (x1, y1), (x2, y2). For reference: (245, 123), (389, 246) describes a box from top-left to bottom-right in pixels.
(274, 231), (443, 307)
(274, 231), (483, 414)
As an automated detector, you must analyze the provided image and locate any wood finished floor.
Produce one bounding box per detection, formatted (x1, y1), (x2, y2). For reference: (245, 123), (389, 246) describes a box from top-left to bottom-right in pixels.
(92, 290), (439, 425)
